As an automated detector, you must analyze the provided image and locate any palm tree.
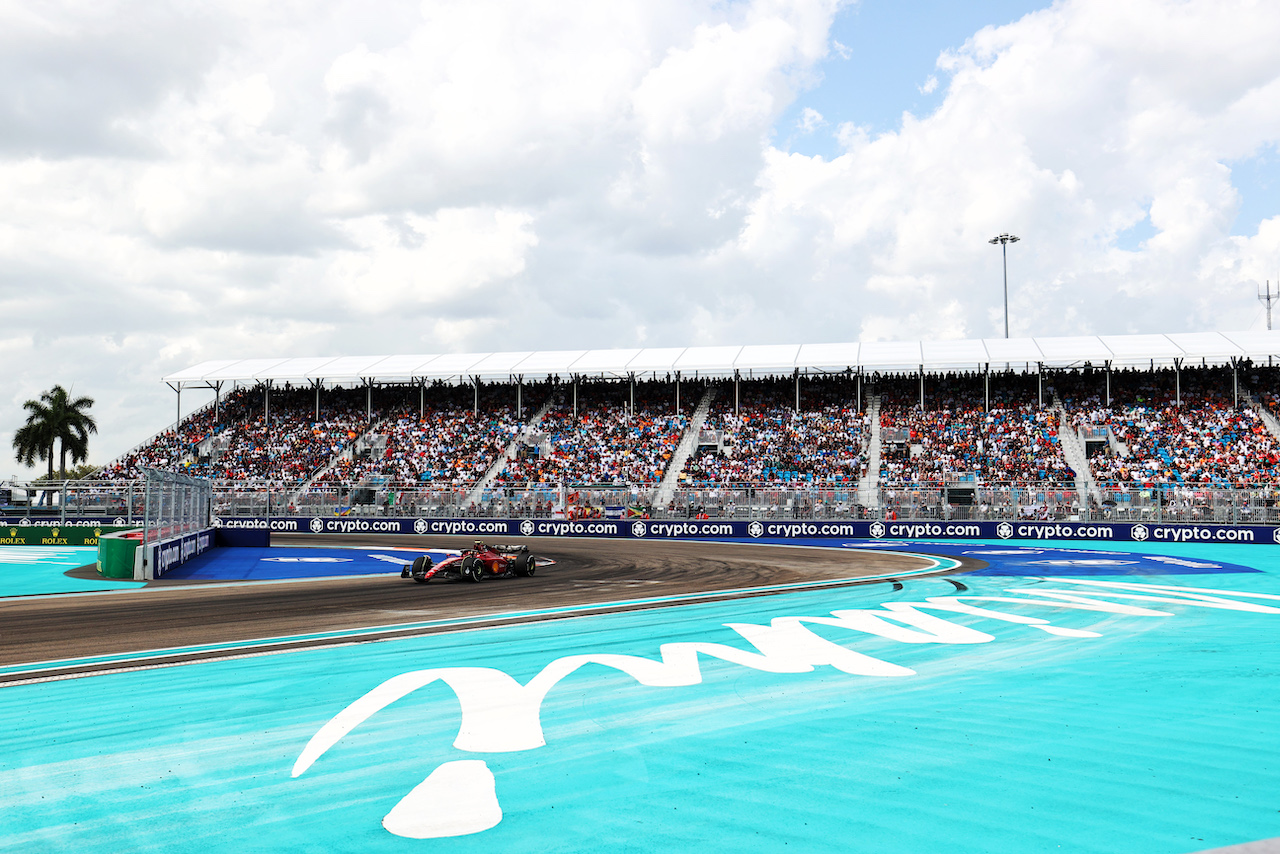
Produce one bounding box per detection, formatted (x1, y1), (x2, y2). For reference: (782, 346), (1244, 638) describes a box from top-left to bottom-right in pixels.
(12, 385), (97, 481)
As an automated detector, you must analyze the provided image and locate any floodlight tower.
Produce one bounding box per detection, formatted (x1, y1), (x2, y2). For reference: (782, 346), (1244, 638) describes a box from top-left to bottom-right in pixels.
(1259, 279), (1278, 331)
(989, 233), (1020, 338)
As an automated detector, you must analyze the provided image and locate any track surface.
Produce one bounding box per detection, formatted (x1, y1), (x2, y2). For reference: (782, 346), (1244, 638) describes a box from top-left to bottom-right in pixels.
(1, 536), (969, 675)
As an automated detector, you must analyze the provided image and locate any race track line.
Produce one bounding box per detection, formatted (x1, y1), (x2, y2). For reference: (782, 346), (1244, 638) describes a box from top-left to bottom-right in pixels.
(0, 554), (959, 684)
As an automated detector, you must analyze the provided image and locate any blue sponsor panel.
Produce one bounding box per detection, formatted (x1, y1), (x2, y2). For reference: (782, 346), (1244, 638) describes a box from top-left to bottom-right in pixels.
(214, 515), (1280, 545)
(839, 542), (1262, 576)
(160, 547), (452, 581)
(147, 528), (215, 578)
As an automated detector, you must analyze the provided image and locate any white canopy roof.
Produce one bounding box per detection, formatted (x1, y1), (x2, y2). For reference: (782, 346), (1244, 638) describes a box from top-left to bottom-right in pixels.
(162, 331), (1280, 386)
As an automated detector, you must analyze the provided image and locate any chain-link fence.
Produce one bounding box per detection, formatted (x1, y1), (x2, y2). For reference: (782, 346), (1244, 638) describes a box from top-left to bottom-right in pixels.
(5, 478), (1279, 525)
(141, 468), (213, 547)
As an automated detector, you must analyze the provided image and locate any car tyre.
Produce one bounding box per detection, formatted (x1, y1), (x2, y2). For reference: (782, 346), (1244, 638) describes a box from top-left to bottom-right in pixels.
(461, 555), (484, 582)
(513, 552), (535, 577)
(411, 555), (432, 583)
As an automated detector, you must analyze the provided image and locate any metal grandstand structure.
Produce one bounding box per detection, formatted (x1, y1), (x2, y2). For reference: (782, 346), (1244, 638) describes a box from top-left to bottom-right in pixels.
(163, 331), (1280, 390)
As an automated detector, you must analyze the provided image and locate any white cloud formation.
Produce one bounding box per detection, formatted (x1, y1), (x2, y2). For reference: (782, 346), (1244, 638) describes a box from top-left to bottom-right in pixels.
(1, 0), (1280, 470)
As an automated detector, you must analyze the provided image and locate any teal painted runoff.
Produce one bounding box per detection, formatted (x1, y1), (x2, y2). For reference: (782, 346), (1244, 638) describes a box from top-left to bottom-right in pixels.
(2, 543), (1279, 852)
(0, 546), (139, 597)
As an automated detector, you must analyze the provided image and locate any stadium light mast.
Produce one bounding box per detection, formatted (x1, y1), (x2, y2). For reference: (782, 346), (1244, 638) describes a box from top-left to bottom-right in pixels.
(989, 233), (1020, 338)
(1259, 279), (1277, 331)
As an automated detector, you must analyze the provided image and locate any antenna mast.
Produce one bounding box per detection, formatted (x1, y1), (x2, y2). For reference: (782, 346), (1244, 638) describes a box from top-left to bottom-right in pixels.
(1260, 279), (1278, 331)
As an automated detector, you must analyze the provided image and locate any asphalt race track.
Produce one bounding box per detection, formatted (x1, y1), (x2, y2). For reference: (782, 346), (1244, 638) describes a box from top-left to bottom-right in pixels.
(0, 535), (969, 679)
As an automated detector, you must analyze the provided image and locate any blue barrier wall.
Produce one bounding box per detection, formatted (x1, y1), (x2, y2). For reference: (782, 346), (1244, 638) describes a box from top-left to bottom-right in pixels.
(210, 515), (1280, 545)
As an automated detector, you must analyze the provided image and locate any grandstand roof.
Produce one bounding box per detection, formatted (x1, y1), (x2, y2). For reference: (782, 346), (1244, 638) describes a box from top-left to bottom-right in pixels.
(162, 330), (1280, 386)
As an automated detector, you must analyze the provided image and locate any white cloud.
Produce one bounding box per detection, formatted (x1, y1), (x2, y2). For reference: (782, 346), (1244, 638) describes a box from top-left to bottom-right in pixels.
(2, 0), (1280, 471)
(797, 107), (825, 133)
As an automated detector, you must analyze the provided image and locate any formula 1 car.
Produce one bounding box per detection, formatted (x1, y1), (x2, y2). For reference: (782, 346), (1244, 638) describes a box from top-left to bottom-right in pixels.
(400, 541), (540, 583)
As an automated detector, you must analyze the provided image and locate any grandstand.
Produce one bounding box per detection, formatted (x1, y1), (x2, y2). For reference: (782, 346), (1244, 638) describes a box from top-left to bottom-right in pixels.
(71, 331), (1280, 522)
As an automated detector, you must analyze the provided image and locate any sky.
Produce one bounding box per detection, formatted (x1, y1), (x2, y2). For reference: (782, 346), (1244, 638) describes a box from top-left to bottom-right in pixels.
(5, 0), (1280, 472)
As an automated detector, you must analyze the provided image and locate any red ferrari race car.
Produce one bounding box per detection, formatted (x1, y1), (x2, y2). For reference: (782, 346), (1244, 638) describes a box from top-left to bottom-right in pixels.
(400, 541), (543, 583)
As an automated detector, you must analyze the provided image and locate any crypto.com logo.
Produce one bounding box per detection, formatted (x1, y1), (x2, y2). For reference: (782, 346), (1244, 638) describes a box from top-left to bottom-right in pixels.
(292, 580), (1280, 840)
(519, 520), (536, 537)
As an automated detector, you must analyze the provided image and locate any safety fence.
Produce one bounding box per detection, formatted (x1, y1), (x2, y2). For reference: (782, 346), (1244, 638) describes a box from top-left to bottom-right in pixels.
(3, 479), (1280, 526)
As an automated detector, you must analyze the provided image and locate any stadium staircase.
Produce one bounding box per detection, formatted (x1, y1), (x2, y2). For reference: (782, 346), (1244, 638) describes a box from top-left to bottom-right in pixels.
(290, 418), (388, 506)
(856, 395), (882, 510)
(652, 386), (718, 510)
(463, 392), (559, 507)
(1051, 396), (1100, 510)
(1247, 396), (1280, 440)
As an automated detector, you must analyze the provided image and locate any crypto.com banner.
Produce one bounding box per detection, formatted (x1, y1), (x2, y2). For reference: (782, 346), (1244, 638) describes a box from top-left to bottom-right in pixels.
(212, 516), (1280, 545)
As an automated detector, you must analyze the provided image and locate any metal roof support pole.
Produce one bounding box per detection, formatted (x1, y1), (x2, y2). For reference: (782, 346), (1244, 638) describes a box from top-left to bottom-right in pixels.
(1174, 358), (1182, 407)
(630, 373), (635, 416)
(795, 369), (800, 414)
(473, 376), (479, 417)
(1038, 362), (1043, 409)
(573, 376), (578, 421)
(1105, 361), (1111, 406)
(366, 380), (372, 423)
(984, 364), (990, 412)
(735, 371), (740, 416)
(675, 371), (680, 414)
(1233, 358), (1239, 407)
(856, 368), (862, 412)
(420, 380), (425, 420)
(918, 365), (924, 410)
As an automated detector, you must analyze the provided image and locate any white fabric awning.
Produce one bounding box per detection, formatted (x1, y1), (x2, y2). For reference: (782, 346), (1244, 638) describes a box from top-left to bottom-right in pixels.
(163, 330), (1280, 386)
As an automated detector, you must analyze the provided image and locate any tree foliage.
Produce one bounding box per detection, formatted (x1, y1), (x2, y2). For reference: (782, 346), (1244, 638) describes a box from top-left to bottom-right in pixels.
(11, 386), (97, 481)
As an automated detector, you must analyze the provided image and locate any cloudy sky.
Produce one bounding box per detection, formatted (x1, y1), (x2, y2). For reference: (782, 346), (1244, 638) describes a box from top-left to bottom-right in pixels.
(5, 0), (1280, 471)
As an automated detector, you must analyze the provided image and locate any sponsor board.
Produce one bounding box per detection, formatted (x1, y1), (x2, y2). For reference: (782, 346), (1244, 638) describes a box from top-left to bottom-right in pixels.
(146, 528), (215, 579)
(210, 516), (1280, 544)
(0, 525), (128, 546)
(0, 517), (135, 529)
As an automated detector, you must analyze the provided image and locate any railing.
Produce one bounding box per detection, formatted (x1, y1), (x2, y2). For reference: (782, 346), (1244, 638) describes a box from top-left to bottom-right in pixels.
(5, 478), (1280, 525)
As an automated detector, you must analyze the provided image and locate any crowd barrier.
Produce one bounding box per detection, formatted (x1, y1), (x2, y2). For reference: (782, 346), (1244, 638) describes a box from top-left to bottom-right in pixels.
(212, 515), (1280, 545)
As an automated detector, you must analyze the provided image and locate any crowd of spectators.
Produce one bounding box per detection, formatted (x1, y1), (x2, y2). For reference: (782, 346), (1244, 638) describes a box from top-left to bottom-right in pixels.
(94, 366), (1280, 493)
(317, 383), (529, 486)
(495, 380), (691, 484)
(1058, 366), (1280, 486)
(682, 376), (867, 484)
(876, 372), (1075, 485)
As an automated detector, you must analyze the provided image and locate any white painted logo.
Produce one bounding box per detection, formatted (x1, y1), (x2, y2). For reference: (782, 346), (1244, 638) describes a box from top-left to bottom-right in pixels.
(1131, 524), (1149, 541)
(113, 517), (127, 526)
(747, 521), (764, 538)
(996, 522), (1014, 539)
(1028, 559), (1138, 566)
(1272, 527), (1280, 545)
(965, 550), (1044, 555)
(264, 556), (352, 563)
(309, 518), (324, 533)
(631, 521), (646, 537)
(519, 520), (536, 537)
(869, 522), (886, 538)
(293, 578), (1280, 840)
(414, 518), (429, 534)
